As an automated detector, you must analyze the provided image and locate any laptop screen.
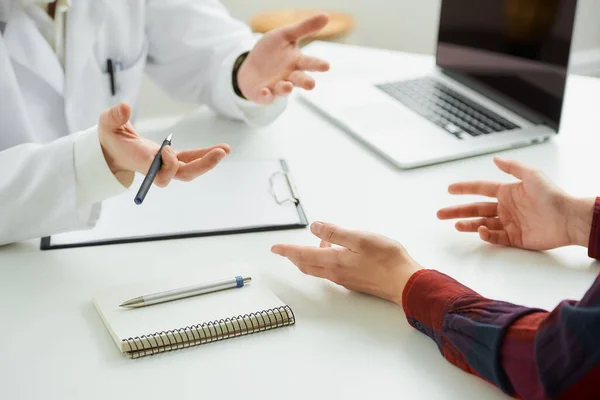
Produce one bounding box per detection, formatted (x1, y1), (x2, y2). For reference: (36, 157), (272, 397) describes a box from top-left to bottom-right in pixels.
(436, 0), (578, 130)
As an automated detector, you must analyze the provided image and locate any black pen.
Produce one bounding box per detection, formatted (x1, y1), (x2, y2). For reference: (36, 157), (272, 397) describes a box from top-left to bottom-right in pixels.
(106, 58), (116, 96)
(134, 133), (173, 205)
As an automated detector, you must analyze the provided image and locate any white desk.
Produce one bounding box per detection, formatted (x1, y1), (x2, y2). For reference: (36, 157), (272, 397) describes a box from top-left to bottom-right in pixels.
(1, 42), (599, 400)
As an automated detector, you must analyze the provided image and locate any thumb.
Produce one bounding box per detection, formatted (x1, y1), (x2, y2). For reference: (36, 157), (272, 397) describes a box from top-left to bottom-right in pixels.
(493, 157), (528, 180)
(99, 102), (131, 131)
(319, 239), (332, 248)
(310, 222), (360, 251)
(284, 13), (329, 42)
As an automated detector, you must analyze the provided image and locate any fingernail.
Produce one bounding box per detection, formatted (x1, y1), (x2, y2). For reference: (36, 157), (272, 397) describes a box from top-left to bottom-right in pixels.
(311, 222), (323, 234)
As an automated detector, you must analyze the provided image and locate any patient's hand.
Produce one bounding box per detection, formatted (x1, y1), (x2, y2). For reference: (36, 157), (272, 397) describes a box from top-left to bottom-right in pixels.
(437, 157), (594, 250)
(271, 222), (422, 305)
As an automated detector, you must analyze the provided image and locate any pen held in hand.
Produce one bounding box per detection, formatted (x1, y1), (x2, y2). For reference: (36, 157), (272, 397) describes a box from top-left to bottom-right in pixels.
(134, 133), (173, 205)
(119, 276), (252, 308)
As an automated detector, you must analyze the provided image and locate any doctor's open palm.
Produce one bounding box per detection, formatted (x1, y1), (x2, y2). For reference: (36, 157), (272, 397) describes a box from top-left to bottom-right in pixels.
(98, 103), (231, 187)
(237, 14), (331, 104)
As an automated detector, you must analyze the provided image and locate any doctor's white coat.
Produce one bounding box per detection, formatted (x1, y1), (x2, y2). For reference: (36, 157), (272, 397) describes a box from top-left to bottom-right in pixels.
(0, 0), (285, 245)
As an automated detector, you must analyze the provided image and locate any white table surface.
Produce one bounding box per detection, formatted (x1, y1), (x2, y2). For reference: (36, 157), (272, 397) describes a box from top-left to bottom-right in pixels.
(1, 42), (600, 400)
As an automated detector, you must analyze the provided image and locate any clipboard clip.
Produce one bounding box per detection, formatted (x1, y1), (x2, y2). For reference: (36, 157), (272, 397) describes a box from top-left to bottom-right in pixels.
(270, 171), (300, 205)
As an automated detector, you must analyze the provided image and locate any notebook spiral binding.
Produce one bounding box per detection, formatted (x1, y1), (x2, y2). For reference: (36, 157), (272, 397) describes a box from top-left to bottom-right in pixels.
(123, 305), (295, 359)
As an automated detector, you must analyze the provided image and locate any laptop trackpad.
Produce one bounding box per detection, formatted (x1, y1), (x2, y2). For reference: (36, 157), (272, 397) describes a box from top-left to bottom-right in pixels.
(337, 102), (436, 139)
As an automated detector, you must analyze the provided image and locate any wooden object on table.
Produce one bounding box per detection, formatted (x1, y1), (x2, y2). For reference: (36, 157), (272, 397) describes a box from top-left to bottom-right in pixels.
(250, 9), (355, 41)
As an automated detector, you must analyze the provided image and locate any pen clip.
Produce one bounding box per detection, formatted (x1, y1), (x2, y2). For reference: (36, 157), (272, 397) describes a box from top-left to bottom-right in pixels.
(106, 58), (116, 96)
(269, 171), (299, 205)
(113, 58), (122, 93)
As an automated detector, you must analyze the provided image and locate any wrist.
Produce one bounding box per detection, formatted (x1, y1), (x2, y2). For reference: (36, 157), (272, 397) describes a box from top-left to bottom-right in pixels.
(232, 51), (250, 100)
(74, 126), (132, 205)
(98, 134), (134, 188)
(565, 195), (595, 247)
(112, 170), (135, 188)
(393, 261), (423, 306)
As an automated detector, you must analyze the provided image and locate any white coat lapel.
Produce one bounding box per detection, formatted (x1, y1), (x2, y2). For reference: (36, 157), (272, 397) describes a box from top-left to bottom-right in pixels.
(64, 0), (106, 100)
(3, 4), (64, 96)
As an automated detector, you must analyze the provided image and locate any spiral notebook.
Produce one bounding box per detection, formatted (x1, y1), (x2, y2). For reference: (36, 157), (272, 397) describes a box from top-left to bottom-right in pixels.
(42, 159), (307, 249)
(93, 270), (295, 359)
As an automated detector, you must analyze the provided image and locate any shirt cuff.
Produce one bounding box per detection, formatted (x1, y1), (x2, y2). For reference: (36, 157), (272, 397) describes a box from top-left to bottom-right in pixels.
(402, 269), (479, 338)
(233, 93), (287, 127)
(73, 126), (130, 206)
(588, 197), (600, 259)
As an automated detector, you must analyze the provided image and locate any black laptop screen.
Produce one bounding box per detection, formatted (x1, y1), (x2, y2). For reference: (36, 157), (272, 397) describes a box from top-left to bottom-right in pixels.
(436, 0), (578, 130)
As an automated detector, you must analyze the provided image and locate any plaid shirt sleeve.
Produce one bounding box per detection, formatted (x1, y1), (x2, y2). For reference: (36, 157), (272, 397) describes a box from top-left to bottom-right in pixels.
(402, 197), (600, 399)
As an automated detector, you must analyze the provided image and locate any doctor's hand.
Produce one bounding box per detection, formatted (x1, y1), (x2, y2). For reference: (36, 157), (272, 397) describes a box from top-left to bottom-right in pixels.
(437, 157), (594, 250)
(98, 103), (231, 187)
(236, 14), (331, 105)
(271, 222), (422, 305)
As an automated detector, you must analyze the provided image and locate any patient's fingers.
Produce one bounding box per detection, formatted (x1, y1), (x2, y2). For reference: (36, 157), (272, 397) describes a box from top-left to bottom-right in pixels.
(437, 202), (498, 219)
(448, 181), (501, 198)
(478, 226), (511, 246)
(271, 245), (340, 267)
(288, 259), (329, 279)
(455, 217), (503, 232)
(494, 157), (531, 180)
(310, 222), (363, 252)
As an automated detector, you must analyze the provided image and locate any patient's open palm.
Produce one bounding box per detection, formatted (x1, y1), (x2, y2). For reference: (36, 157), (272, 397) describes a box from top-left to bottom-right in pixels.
(437, 157), (570, 250)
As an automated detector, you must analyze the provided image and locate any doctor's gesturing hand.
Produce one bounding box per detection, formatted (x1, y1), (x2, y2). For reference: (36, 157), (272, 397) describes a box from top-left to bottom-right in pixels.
(98, 103), (231, 188)
(236, 14), (331, 105)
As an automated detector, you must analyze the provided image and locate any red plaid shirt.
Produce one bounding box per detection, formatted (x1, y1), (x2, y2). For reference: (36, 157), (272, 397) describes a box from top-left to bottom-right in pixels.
(402, 198), (600, 399)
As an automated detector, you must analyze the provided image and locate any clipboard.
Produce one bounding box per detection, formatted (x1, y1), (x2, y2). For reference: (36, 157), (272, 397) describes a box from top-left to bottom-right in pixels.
(41, 159), (307, 250)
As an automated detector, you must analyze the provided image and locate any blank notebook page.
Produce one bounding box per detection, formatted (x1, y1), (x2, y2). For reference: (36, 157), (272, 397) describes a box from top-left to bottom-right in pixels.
(93, 269), (287, 352)
(50, 160), (301, 245)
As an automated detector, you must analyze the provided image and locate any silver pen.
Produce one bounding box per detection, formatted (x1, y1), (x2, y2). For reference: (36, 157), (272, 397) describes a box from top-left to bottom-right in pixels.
(119, 276), (251, 308)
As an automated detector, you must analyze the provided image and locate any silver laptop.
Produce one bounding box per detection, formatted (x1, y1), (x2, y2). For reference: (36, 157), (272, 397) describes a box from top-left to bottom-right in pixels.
(301, 0), (578, 168)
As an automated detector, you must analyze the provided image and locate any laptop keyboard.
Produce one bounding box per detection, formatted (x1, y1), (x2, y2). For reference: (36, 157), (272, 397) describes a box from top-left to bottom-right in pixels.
(376, 78), (520, 139)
